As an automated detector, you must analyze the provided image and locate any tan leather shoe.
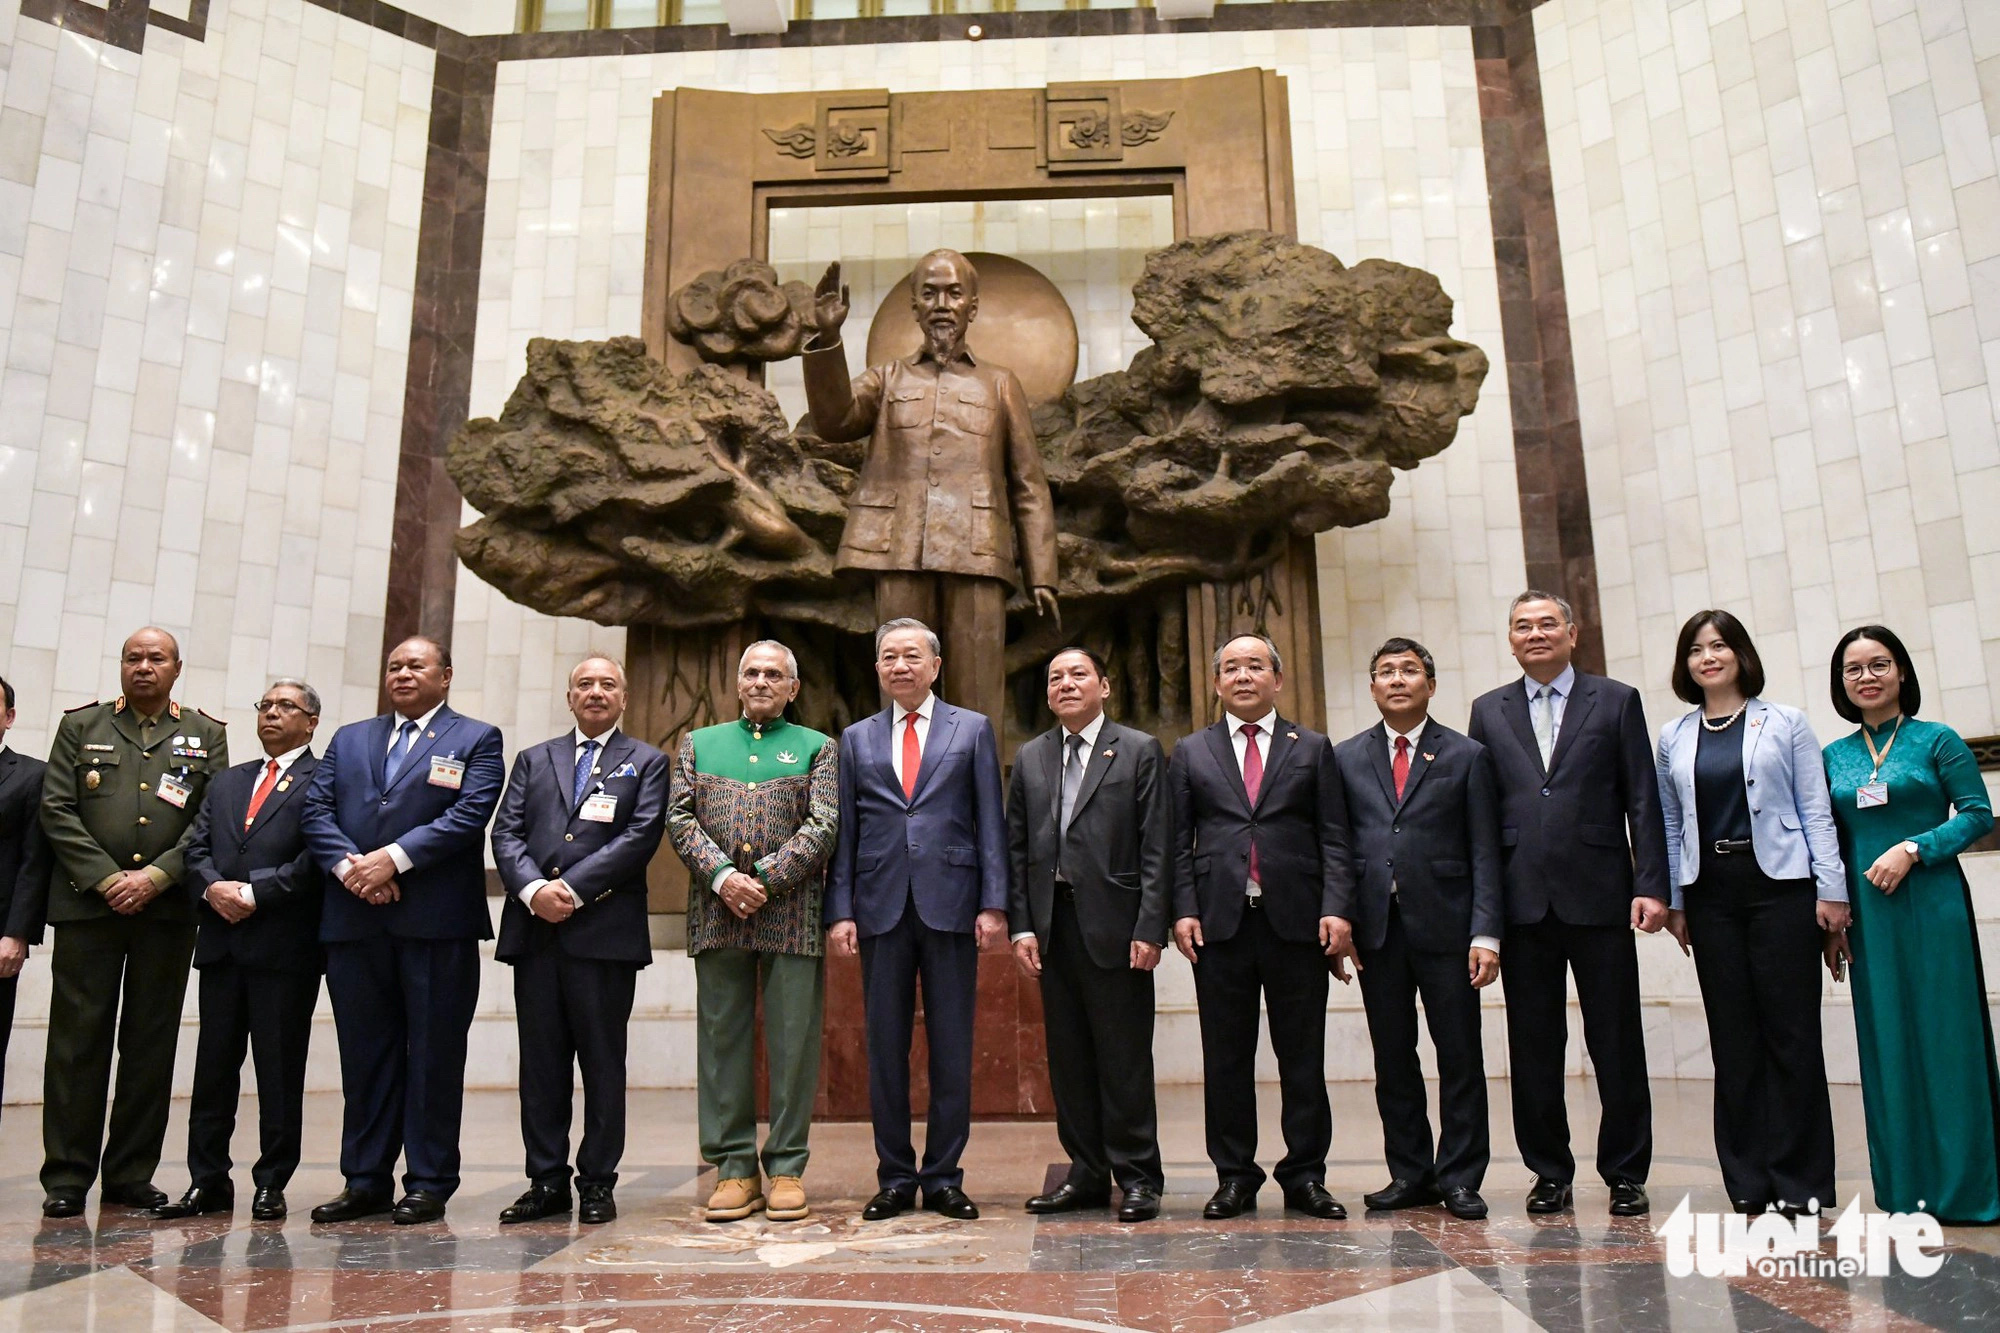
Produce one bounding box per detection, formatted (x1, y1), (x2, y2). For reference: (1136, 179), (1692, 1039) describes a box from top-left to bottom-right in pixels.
(705, 1176), (764, 1222)
(766, 1176), (809, 1221)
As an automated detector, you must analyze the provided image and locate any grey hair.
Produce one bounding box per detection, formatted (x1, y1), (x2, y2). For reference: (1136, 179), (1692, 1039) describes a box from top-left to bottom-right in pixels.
(738, 639), (799, 679)
(267, 677), (322, 717)
(569, 654), (627, 687)
(874, 617), (942, 658)
(1509, 589), (1577, 626)
(1211, 633), (1284, 677)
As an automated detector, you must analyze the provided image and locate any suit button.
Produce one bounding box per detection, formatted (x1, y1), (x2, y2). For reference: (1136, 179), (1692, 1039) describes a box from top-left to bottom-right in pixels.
(1747, 779), (1756, 786)
(380, 797), (389, 805)
(552, 867), (560, 876)
(139, 782), (150, 792)
(1392, 826), (1400, 834)
(1541, 788), (1551, 796)
(565, 833), (575, 842)
(138, 817), (150, 826)
(132, 854), (143, 864)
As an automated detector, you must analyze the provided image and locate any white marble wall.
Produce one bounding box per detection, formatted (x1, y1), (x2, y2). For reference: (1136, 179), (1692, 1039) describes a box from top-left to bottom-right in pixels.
(1536, 0), (2000, 745)
(0, 0), (435, 758)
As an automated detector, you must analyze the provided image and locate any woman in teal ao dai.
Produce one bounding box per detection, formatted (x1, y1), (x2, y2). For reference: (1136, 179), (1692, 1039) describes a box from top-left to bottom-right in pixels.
(1823, 625), (1999, 1224)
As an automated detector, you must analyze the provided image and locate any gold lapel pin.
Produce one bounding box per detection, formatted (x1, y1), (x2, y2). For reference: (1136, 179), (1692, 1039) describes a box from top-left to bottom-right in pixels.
(1423, 753), (1435, 761)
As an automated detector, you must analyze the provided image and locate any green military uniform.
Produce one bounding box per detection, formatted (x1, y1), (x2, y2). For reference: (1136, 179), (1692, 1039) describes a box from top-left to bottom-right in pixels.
(39, 696), (228, 1195)
(668, 716), (836, 1183)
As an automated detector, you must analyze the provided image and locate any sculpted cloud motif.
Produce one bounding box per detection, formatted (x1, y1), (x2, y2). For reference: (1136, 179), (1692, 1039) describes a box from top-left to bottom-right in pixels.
(449, 231), (1488, 666)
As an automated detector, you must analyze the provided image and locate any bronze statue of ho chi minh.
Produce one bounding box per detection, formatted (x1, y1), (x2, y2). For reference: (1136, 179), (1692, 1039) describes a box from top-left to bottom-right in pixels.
(804, 249), (1060, 722)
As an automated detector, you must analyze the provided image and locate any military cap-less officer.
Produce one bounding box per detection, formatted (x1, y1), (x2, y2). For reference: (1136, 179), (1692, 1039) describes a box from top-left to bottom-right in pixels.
(38, 627), (228, 1218)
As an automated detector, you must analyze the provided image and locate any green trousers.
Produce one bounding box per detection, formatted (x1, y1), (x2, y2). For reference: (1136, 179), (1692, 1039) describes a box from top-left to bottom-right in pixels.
(42, 914), (197, 1193)
(695, 949), (824, 1180)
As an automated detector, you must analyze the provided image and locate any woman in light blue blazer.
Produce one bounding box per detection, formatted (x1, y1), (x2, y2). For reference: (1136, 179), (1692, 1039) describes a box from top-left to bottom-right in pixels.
(1656, 610), (1849, 1218)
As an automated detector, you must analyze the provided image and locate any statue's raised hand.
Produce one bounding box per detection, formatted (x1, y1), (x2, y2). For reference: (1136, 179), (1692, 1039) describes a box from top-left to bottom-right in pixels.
(813, 261), (850, 340)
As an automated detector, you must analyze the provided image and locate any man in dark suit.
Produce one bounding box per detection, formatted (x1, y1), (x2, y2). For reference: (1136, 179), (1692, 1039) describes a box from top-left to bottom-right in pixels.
(827, 617), (1009, 1222)
(1170, 633), (1356, 1221)
(152, 678), (324, 1222)
(1333, 638), (1503, 1221)
(300, 636), (505, 1225)
(1467, 591), (1670, 1217)
(0, 674), (50, 1115)
(1008, 648), (1170, 1223)
(490, 654), (667, 1227)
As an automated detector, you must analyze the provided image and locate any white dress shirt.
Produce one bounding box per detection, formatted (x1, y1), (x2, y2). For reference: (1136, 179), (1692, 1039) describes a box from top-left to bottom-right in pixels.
(524, 724), (621, 906)
(223, 743), (312, 906)
(889, 693), (937, 791)
(1012, 711), (1107, 944)
(1227, 709), (1277, 896)
(1381, 716), (1500, 957)
(381, 702), (446, 875)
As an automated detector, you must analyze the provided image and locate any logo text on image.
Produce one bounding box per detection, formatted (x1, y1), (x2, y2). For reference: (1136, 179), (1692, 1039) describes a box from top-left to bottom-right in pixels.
(1657, 1196), (1945, 1279)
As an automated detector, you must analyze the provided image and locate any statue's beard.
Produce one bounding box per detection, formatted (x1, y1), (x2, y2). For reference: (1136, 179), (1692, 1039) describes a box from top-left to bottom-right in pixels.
(921, 318), (965, 360)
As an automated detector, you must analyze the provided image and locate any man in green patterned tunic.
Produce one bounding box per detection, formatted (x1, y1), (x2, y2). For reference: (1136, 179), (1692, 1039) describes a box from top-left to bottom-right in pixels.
(669, 639), (838, 1222)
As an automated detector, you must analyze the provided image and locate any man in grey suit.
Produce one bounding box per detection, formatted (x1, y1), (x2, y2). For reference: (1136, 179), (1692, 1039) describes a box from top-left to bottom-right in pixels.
(1333, 638), (1503, 1220)
(1008, 648), (1170, 1223)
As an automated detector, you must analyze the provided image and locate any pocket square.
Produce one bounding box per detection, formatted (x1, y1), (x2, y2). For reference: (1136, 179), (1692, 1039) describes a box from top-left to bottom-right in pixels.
(607, 761), (639, 779)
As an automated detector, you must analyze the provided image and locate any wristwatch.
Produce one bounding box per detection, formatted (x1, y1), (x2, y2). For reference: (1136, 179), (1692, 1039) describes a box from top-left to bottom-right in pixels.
(1900, 840), (1921, 859)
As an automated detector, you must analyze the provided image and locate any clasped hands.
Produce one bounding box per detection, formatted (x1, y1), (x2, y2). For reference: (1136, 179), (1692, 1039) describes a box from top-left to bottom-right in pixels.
(204, 880), (257, 924)
(718, 870), (767, 921)
(103, 869), (163, 915)
(338, 850), (401, 905)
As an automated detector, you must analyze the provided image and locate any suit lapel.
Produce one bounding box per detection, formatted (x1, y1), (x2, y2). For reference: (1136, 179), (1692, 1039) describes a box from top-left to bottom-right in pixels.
(244, 753), (315, 841)
(580, 731), (635, 814)
(385, 707), (458, 794)
(0, 750), (18, 805)
(1037, 727), (1063, 833)
(1398, 727), (1440, 807)
(369, 714), (393, 792)
(1366, 726), (1397, 805)
(911, 705), (960, 802)
(1742, 699), (1770, 775)
(1252, 717), (1296, 812)
(1068, 724), (1118, 822)
(1545, 677), (1597, 777)
(1203, 722), (1253, 816)
(1502, 681), (1542, 773)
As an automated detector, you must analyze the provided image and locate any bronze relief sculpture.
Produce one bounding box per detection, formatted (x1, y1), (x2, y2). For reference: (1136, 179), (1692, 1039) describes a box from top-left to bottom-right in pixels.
(447, 231), (1488, 739)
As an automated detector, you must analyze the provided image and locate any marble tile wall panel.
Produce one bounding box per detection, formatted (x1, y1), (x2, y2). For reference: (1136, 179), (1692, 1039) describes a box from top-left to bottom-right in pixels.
(0, 0), (436, 758)
(461, 27), (1522, 745)
(1535, 0), (2000, 742)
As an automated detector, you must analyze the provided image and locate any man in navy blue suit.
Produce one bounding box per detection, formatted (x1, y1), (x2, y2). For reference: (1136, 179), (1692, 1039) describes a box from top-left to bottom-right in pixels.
(827, 618), (1008, 1222)
(300, 636), (504, 1225)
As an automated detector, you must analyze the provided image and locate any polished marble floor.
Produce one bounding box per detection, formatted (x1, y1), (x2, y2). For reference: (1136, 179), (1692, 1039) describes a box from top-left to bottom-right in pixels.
(0, 1080), (1995, 1331)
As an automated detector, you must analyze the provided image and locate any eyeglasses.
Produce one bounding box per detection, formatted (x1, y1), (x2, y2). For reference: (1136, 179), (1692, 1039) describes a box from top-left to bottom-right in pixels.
(1841, 659), (1896, 682)
(1371, 666), (1429, 682)
(253, 699), (309, 716)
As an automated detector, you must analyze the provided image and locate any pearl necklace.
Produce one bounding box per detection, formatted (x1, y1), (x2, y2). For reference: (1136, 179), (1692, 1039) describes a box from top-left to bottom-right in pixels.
(1701, 702), (1747, 732)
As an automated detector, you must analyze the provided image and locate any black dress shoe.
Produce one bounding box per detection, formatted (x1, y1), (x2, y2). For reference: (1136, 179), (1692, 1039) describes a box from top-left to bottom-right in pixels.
(41, 1190), (85, 1219)
(311, 1189), (394, 1223)
(1525, 1177), (1573, 1213)
(100, 1182), (168, 1210)
(1283, 1183), (1347, 1219)
(1363, 1178), (1443, 1211)
(1731, 1197), (1769, 1215)
(499, 1183), (573, 1225)
(861, 1187), (915, 1221)
(579, 1184), (616, 1224)
(924, 1186), (980, 1220)
(1607, 1180), (1649, 1216)
(1025, 1181), (1110, 1214)
(1443, 1187), (1489, 1220)
(251, 1188), (287, 1222)
(392, 1191), (448, 1225)
(147, 1186), (234, 1219)
(1203, 1180), (1260, 1219)
(1117, 1185), (1161, 1222)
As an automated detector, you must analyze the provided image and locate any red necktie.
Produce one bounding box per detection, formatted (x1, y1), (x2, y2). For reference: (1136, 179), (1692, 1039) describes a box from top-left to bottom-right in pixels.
(1241, 723), (1262, 884)
(902, 712), (921, 800)
(245, 759), (280, 829)
(1393, 735), (1411, 802)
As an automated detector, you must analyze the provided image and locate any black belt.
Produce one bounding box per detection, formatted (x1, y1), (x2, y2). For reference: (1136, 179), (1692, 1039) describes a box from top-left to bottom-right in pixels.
(1712, 838), (1754, 855)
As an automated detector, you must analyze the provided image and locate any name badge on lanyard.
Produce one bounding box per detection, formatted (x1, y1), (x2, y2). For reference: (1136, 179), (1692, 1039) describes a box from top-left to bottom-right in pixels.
(429, 756), (465, 790)
(579, 792), (617, 823)
(157, 772), (192, 809)
(1859, 717), (1902, 810)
